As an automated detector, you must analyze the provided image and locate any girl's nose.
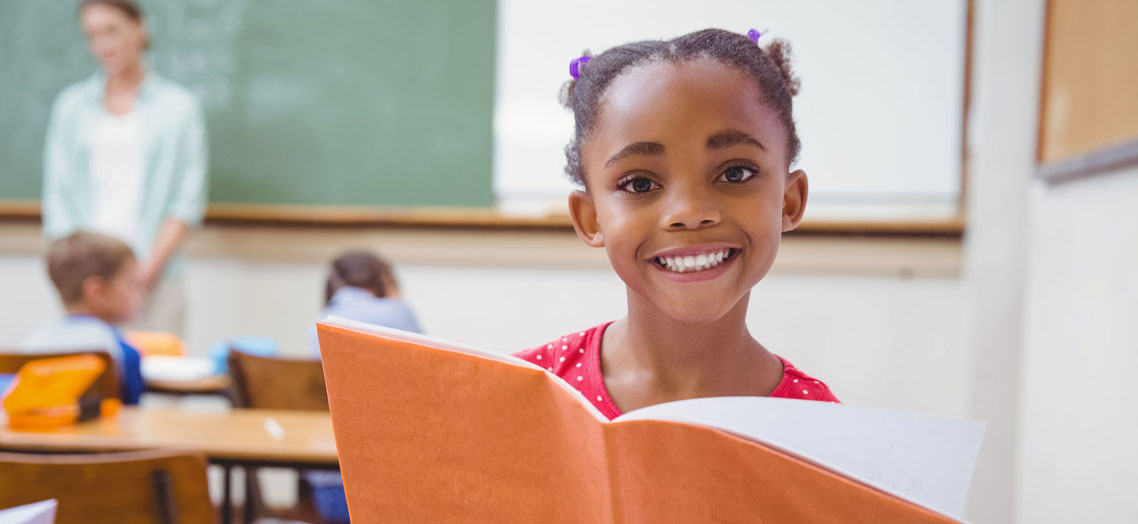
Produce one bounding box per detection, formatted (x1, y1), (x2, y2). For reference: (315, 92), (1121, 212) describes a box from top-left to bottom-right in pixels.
(659, 186), (722, 231)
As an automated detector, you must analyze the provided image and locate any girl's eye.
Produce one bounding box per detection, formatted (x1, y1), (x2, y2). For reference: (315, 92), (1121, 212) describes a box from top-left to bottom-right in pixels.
(719, 165), (758, 183)
(617, 175), (660, 194)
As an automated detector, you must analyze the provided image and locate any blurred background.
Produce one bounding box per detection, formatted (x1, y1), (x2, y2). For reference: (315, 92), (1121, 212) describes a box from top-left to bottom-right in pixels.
(0, 0), (1135, 523)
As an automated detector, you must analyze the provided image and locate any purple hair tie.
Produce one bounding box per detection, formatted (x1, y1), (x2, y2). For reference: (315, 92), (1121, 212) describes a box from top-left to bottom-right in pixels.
(569, 56), (590, 79)
(747, 28), (767, 43)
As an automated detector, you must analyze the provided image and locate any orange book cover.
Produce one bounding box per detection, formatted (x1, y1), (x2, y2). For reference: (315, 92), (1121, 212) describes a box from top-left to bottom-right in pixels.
(317, 318), (983, 524)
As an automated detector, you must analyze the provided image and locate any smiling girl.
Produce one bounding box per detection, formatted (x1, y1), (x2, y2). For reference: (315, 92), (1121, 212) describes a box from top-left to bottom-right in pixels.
(516, 28), (838, 419)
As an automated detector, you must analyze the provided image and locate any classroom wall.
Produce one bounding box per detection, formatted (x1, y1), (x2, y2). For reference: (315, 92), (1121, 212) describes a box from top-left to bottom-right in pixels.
(962, 0), (1138, 522)
(1017, 165), (1138, 523)
(958, 0), (1042, 520)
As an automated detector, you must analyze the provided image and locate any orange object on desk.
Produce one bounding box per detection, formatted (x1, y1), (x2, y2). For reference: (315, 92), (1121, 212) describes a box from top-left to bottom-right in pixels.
(2, 355), (105, 430)
(125, 331), (186, 357)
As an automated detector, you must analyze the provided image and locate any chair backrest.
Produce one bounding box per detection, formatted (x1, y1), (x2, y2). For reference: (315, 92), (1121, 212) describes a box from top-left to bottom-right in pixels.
(0, 350), (120, 401)
(0, 450), (214, 524)
(227, 350), (328, 411)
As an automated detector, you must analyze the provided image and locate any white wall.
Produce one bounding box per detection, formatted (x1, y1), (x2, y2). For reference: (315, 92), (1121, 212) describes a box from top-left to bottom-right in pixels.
(959, 0), (1044, 521)
(1017, 166), (1138, 524)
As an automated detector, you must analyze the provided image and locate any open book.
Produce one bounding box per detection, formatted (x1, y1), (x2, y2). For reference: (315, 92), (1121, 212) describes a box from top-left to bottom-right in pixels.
(317, 317), (984, 524)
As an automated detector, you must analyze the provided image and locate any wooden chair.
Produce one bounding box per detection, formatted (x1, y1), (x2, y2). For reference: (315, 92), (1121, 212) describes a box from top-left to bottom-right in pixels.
(0, 450), (214, 524)
(226, 350), (328, 412)
(0, 350), (121, 401)
(226, 350), (330, 522)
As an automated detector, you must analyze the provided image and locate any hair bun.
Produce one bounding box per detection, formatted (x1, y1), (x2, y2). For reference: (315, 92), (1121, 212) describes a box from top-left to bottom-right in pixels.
(763, 39), (800, 97)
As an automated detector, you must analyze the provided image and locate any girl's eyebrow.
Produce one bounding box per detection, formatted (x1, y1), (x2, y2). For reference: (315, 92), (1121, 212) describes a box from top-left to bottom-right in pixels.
(604, 129), (764, 168)
(706, 128), (766, 151)
(605, 141), (664, 168)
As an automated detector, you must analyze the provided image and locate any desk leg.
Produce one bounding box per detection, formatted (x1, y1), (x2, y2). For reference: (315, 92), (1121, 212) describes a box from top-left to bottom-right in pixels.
(221, 464), (232, 524)
(244, 467), (255, 524)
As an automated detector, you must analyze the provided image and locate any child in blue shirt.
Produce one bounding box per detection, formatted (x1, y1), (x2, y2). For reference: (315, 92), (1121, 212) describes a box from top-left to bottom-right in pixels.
(310, 250), (422, 356)
(20, 231), (146, 404)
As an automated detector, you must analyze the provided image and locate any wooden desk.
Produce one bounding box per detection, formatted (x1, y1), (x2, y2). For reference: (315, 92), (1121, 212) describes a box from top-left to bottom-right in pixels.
(0, 407), (335, 465)
(145, 374), (233, 398)
(0, 407), (337, 524)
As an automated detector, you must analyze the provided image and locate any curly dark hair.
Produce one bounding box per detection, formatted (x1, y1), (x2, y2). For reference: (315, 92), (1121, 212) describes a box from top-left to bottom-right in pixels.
(560, 28), (801, 188)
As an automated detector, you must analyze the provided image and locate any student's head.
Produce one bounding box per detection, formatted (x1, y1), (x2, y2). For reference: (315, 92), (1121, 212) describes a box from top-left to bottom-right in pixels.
(47, 231), (142, 325)
(562, 28), (808, 325)
(78, 0), (149, 76)
(325, 251), (398, 305)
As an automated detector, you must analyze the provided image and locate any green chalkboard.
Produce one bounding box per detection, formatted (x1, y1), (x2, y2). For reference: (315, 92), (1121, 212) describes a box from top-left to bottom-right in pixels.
(0, 0), (496, 208)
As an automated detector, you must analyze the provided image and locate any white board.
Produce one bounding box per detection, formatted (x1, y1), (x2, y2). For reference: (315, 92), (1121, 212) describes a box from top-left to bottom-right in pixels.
(493, 0), (966, 220)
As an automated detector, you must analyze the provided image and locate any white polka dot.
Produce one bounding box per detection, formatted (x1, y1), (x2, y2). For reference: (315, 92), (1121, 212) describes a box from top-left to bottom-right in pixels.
(802, 390), (809, 395)
(561, 345), (568, 350)
(580, 332), (586, 336)
(597, 396), (603, 402)
(576, 362), (582, 368)
(536, 355), (542, 360)
(577, 376), (583, 381)
(579, 348), (585, 354)
(547, 344), (553, 349)
(559, 356), (565, 362)
(793, 379), (798, 383)
(814, 380), (819, 384)
(562, 337), (567, 342)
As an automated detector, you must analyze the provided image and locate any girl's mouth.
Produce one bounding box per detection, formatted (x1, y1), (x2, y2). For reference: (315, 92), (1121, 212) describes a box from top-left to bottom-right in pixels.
(653, 248), (739, 274)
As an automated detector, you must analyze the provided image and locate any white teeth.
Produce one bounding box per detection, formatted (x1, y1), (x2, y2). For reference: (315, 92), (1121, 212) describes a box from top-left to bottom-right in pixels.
(656, 249), (733, 273)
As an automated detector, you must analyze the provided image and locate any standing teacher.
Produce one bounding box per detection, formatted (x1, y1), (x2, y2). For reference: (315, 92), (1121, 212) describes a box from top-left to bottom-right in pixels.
(42, 0), (207, 336)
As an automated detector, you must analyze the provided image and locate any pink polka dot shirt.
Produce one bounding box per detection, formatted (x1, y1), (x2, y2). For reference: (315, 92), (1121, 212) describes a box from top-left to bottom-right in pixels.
(515, 321), (840, 420)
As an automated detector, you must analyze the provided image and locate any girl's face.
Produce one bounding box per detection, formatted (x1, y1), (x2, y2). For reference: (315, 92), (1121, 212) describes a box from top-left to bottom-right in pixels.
(80, 5), (147, 76)
(569, 60), (807, 325)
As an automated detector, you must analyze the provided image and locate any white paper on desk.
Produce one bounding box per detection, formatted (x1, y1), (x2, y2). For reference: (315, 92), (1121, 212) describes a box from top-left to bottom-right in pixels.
(615, 397), (984, 521)
(140, 356), (215, 382)
(0, 499), (58, 524)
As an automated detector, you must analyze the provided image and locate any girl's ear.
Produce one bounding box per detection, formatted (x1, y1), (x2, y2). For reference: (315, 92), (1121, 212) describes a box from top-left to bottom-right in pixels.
(568, 190), (605, 247)
(782, 169), (809, 232)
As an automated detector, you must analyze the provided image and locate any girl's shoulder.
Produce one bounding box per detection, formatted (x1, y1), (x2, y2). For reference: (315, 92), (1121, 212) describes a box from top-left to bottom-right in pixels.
(514, 322), (621, 419)
(513, 322), (611, 370)
(767, 356), (841, 403)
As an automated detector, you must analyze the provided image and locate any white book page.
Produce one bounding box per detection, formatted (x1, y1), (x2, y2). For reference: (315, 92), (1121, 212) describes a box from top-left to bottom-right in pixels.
(321, 316), (538, 368)
(319, 316), (609, 421)
(0, 499), (58, 524)
(614, 397), (984, 521)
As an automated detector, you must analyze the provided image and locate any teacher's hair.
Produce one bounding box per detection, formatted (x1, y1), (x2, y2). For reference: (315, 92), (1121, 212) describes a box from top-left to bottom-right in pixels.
(78, 0), (143, 21)
(78, 0), (149, 49)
